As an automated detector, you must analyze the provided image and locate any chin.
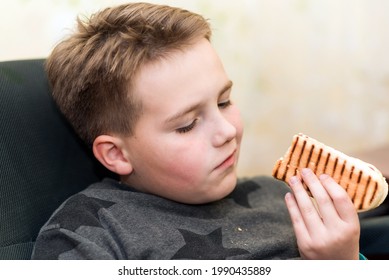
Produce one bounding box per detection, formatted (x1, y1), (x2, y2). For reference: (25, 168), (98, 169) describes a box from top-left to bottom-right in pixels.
(208, 172), (238, 202)
(221, 174), (238, 197)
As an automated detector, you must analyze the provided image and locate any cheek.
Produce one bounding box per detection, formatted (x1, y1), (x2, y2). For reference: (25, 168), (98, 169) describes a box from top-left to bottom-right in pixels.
(154, 137), (209, 179)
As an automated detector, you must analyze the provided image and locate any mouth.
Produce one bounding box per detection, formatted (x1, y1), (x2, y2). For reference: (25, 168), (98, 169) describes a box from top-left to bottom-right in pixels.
(215, 149), (236, 170)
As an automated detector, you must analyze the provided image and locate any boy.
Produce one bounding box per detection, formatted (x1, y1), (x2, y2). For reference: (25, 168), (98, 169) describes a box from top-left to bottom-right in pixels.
(32, 2), (360, 259)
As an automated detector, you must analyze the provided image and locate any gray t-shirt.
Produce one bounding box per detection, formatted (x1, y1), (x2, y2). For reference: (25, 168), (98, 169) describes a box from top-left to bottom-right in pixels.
(31, 176), (299, 259)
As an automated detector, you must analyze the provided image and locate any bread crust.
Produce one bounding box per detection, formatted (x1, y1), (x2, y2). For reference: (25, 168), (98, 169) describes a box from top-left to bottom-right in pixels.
(272, 133), (388, 212)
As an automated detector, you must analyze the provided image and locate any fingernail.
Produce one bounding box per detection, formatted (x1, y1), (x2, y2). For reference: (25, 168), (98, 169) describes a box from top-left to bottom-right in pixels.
(301, 168), (310, 176)
(289, 176), (299, 186)
(285, 192), (292, 201)
(319, 174), (329, 181)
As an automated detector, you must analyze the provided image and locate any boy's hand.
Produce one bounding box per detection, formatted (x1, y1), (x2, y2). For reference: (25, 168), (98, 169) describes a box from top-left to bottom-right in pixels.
(284, 168), (360, 260)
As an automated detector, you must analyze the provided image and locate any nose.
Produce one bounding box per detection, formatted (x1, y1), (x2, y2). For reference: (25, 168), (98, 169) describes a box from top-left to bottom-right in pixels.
(212, 113), (237, 147)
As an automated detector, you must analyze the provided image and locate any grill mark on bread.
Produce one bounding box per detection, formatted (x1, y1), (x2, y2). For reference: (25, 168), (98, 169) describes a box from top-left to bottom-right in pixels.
(340, 161), (346, 178)
(324, 153), (330, 175)
(345, 165), (355, 192)
(338, 160), (347, 186)
(314, 148), (323, 174)
(370, 182), (378, 204)
(365, 176), (372, 207)
(282, 136), (299, 181)
(297, 140), (307, 168)
(332, 157), (339, 177)
(362, 177), (379, 210)
(353, 170), (363, 209)
(359, 176), (372, 210)
(306, 144), (315, 168)
(273, 133), (388, 212)
(357, 170), (363, 184)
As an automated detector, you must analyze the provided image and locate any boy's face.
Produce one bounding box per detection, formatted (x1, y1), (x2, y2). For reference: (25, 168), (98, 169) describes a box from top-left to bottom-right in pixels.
(121, 38), (243, 204)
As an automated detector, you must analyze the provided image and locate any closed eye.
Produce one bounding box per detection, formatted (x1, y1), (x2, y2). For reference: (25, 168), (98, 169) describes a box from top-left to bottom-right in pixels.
(218, 100), (231, 109)
(176, 119), (198, 134)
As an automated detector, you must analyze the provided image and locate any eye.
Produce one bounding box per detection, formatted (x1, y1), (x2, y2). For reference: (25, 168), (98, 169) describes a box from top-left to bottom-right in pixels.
(218, 100), (231, 109)
(176, 119), (198, 134)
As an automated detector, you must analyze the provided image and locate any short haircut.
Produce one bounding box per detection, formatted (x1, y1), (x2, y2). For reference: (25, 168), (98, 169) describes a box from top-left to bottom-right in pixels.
(46, 2), (212, 145)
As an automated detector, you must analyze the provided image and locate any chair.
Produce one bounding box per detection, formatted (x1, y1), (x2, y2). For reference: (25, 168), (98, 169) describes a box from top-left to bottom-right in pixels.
(0, 59), (115, 259)
(0, 59), (388, 260)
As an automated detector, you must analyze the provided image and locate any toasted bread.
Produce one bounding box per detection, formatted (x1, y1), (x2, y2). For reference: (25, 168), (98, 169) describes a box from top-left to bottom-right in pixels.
(272, 133), (388, 212)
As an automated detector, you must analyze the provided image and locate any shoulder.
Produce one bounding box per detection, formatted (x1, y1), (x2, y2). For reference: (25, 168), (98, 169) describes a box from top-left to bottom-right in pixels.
(33, 179), (140, 259)
(41, 178), (124, 232)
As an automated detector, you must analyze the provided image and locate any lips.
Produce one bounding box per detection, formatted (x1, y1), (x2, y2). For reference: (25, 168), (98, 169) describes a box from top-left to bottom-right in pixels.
(215, 150), (236, 170)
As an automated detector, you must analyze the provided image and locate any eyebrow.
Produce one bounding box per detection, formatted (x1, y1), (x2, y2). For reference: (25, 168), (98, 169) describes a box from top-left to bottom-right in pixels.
(164, 80), (233, 125)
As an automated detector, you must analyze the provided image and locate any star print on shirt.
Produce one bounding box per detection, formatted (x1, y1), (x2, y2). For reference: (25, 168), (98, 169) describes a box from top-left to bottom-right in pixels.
(171, 228), (249, 259)
(33, 194), (116, 259)
(226, 180), (260, 208)
(48, 194), (116, 231)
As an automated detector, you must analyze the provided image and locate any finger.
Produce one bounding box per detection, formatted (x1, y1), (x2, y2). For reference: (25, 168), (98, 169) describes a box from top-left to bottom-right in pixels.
(288, 175), (323, 234)
(284, 192), (310, 241)
(319, 174), (359, 223)
(300, 168), (339, 224)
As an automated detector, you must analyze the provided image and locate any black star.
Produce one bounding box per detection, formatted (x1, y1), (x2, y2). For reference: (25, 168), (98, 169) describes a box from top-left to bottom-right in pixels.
(227, 180), (259, 208)
(48, 193), (116, 231)
(33, 233), (81, 259)
(34, 194), (116, 259)
(171, 228), (249, 259)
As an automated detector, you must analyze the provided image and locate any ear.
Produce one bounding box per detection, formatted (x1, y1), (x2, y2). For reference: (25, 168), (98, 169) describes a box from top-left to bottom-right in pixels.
(92, 135), (133, 175)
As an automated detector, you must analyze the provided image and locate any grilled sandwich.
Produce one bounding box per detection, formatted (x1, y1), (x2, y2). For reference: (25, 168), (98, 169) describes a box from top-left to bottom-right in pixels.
(272, 133), (388, 212)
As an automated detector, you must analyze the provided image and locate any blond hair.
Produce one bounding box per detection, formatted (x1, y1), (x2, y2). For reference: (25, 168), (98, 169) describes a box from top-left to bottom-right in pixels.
(46, 2), (211, 145)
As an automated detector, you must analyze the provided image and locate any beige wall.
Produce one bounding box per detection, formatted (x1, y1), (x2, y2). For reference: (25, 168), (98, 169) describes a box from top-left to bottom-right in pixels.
(2, 0), (389, 177)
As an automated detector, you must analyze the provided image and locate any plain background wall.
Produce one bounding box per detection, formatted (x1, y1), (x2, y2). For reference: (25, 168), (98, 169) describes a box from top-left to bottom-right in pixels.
(2, 0), (389, 177)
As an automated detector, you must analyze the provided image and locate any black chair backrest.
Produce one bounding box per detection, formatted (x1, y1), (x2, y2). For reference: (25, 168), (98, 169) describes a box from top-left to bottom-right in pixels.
(0, 59), (115, 259)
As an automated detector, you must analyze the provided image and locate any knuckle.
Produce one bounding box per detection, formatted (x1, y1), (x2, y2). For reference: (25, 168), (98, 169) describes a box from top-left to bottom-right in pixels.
(315, 194), (331, 206)
(332, 192), (350, 204)
(300, 204), (316, 216)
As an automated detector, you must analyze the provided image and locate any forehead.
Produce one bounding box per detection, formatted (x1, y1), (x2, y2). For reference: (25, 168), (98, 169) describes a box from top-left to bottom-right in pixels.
(131, 39), (229, 114)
